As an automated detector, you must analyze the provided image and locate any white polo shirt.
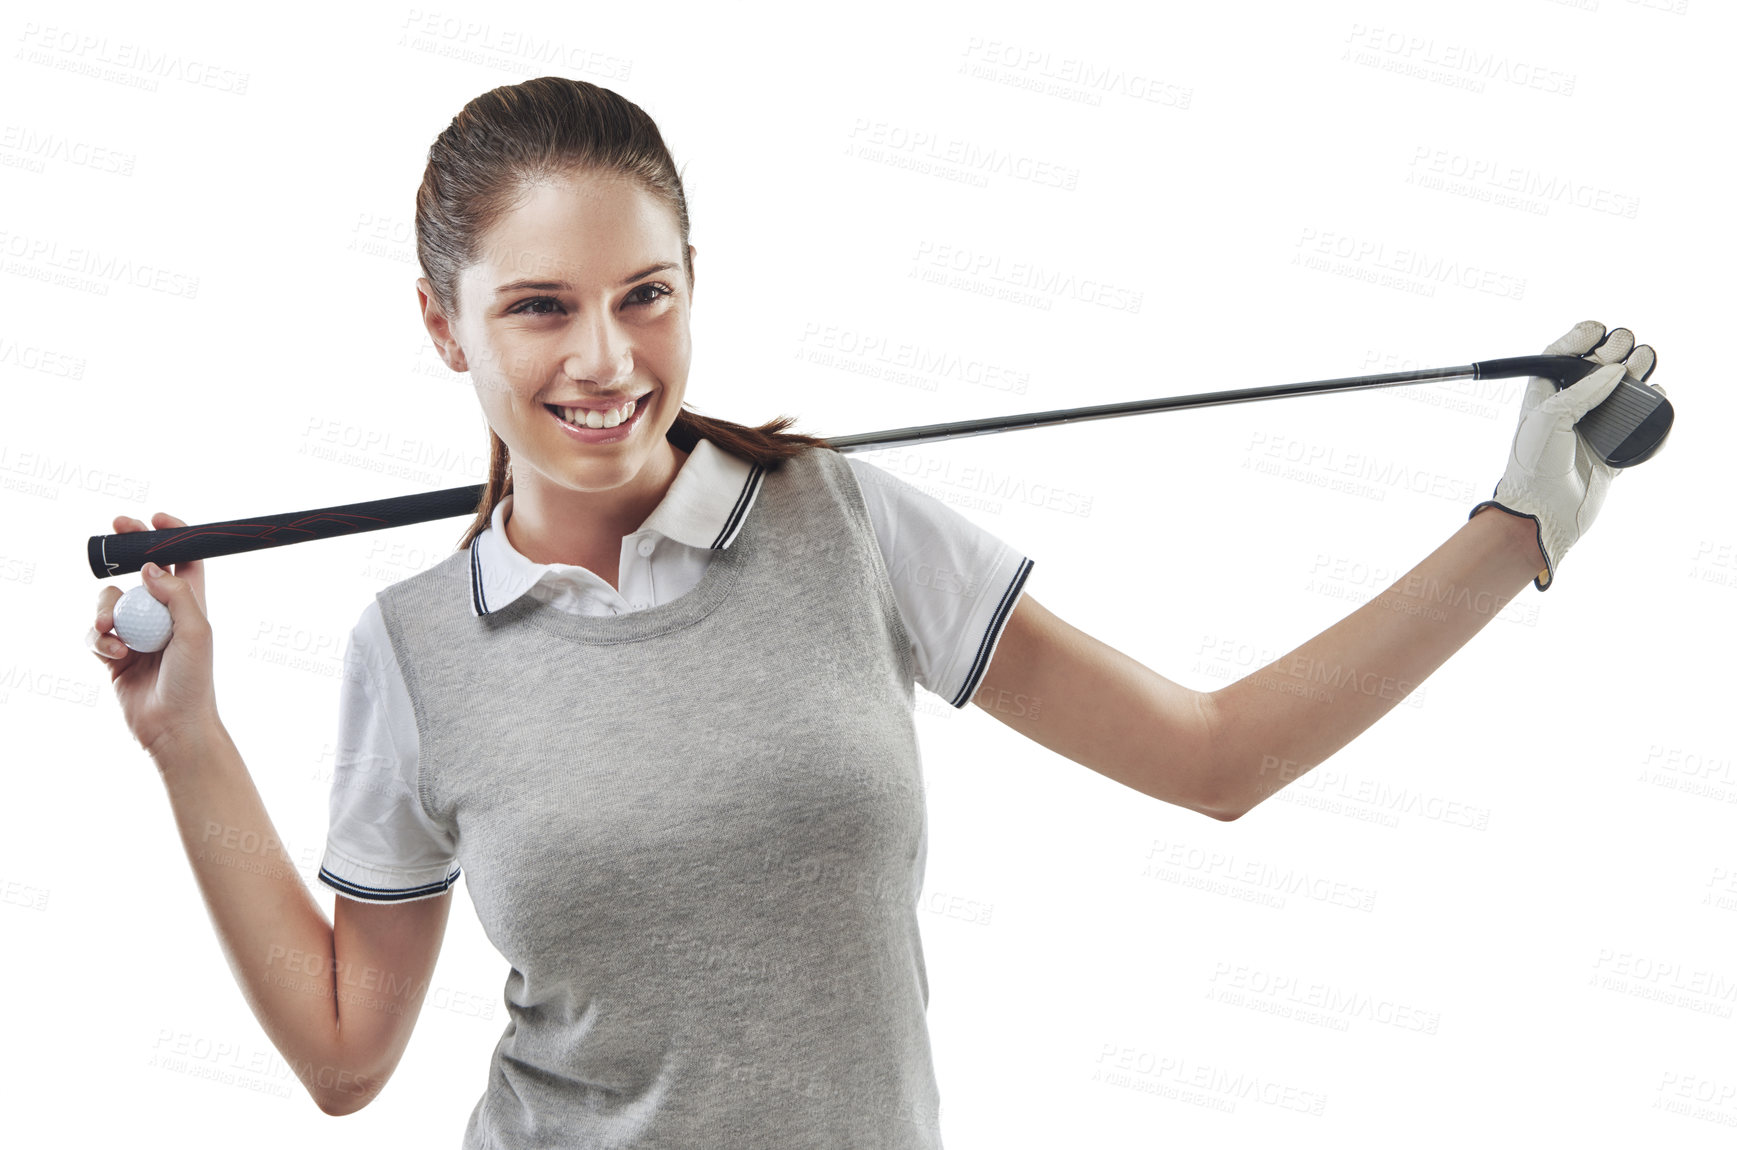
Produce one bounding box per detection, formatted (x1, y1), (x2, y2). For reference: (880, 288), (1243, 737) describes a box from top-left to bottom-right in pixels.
(319, 438), (1036, 903)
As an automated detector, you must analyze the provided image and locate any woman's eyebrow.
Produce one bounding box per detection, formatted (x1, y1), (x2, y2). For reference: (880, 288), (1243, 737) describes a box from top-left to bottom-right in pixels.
(493, 262), (680, 296)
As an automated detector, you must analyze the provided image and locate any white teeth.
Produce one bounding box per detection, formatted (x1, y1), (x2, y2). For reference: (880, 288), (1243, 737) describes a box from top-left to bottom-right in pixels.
(557, 398), (638, 429)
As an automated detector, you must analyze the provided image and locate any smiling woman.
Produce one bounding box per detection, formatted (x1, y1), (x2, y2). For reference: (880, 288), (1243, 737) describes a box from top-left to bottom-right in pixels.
(303, 75), (1043, 1145)
(84, 66), (1668, 1150)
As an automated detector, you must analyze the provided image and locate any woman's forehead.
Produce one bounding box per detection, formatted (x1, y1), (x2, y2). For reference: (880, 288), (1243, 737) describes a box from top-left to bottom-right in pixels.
(468, 177), (683, 288)
(495, 173), (672, 239)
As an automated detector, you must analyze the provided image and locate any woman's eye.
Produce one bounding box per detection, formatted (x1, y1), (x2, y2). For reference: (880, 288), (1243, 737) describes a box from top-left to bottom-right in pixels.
(508, 284), (670, 317)
(510, 296), (563, 316)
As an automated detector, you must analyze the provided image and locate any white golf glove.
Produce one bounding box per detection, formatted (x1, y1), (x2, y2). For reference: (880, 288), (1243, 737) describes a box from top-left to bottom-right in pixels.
(1471, 320), (1661, 591)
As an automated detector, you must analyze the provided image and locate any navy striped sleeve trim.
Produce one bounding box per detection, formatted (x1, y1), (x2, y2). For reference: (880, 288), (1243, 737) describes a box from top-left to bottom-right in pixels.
(318, 865), (462, 903)
(710, 463), (766, 550)
(950, 557), (1035, 708)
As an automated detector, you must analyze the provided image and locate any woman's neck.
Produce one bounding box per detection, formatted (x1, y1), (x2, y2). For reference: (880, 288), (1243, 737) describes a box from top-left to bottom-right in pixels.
(503, 443), (690, 576)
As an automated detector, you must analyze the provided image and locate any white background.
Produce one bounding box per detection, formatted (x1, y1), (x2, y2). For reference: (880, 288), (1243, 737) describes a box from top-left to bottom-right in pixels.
(5, 0), (1733, 1145)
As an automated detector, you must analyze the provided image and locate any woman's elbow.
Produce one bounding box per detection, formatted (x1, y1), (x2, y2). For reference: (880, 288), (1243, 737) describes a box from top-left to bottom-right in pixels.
(315, 1088), (373, 1118)
(1188, 690), (1246, 821)
(1206, 799), (1247, 822)
(309, 1068), (384, 1117)
(1185, 779), (1246, 822)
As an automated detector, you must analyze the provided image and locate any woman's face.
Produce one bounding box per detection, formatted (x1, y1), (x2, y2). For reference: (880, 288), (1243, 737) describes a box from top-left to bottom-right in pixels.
(429, 170), (694, 502)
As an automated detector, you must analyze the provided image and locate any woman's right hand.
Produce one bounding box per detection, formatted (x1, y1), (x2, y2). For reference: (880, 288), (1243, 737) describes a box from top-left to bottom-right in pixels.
(86, 512), (220, 760)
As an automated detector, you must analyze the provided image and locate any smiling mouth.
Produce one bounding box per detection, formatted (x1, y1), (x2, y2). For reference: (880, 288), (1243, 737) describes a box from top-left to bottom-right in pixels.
(541, 388), (654, 440)
(545, 395), (643, 429)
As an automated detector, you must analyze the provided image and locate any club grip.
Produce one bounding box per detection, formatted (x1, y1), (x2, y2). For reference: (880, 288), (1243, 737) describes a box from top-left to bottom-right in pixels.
(87, 484), (487, 579)
(1470, 355), (1605, 385)
(1471, 355), (1673, 469)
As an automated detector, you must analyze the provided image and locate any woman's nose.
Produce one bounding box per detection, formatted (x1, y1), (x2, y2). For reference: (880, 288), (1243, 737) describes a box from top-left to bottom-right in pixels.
(561, 310), (632, 384)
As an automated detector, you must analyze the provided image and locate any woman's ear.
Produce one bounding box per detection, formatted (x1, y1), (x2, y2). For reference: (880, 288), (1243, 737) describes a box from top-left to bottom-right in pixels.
(416, 276), (468, 372)
(687, 244), (697, 302)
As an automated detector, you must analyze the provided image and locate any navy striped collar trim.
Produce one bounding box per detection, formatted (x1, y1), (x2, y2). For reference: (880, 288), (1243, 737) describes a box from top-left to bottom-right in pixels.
(468, 438), (766, 618)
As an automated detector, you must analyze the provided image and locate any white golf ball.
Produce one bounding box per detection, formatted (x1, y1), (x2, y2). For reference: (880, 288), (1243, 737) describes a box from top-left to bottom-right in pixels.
(114, 582), (174, 653)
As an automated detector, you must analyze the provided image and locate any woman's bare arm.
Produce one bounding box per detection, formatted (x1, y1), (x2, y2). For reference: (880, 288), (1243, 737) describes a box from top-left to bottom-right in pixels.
(971, 508), (1544, 819)
(1198, 507), (1542, 816)
(967, 595), (1223, 817)
(150, 721), (453, 1114)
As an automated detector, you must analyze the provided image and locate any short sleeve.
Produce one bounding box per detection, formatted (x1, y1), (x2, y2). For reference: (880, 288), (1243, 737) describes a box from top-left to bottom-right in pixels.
(317, 599), (462, 904)
(845, 456), (1036, 708)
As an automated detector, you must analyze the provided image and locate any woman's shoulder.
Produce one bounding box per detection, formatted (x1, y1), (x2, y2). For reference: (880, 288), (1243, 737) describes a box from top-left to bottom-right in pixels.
(373, 546), (476, 601)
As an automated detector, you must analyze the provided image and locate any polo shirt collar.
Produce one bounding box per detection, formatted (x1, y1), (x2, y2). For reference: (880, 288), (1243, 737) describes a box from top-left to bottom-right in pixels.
(468, 436), (767, 617)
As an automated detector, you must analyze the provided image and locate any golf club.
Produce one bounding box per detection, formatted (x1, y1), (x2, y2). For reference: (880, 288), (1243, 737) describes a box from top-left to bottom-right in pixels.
(87, 352), (1671, 579)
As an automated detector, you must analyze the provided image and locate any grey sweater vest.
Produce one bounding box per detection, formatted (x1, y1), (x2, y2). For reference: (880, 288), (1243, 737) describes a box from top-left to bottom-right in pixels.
(374, 446), (944, 1148)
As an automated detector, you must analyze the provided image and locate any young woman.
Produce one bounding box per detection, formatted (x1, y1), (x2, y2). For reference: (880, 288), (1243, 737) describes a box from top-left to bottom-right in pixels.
(86, 76), (1659, 1147)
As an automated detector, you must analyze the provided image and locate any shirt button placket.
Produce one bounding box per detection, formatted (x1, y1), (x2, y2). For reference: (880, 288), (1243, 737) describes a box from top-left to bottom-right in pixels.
(630, 536), (656, 612)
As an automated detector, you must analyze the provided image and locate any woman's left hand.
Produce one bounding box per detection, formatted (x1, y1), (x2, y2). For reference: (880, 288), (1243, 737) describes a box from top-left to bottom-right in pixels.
(1470, 319), (1662, 591)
